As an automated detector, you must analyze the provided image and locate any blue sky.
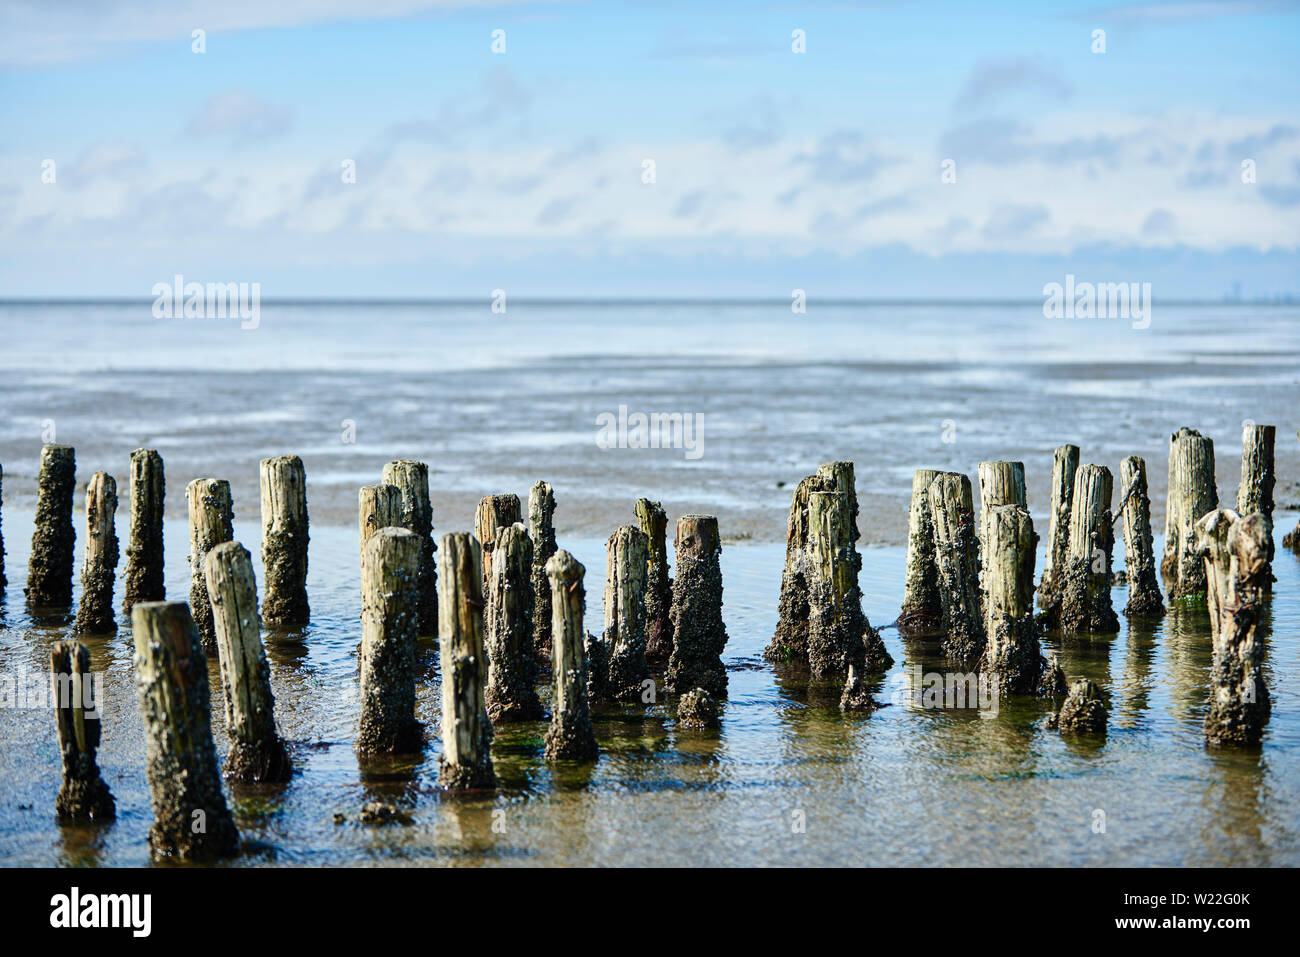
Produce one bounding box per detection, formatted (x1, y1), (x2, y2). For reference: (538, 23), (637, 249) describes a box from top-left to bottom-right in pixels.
(1, 0), (1298, 298)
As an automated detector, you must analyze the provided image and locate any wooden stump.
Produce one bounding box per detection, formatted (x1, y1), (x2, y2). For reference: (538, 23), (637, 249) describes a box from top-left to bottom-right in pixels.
(676, 688), (720, 730)
(926, 472), (985, 664)
(259, 454), (309, 627)
(980, 505), (1044, 694)
(358, 483), (402, 550)
(977, 460), (1026, 592)
(1058, 464), (1119, 634)
(1197, 509), (1271, 746)
(529, 481), (558, 665)
(26, 444), (76, 607)
(1049, 678), (1107, 734)
(357, 527), (423, 754)
(899, 468), (942, 628)
(204, 541), (292, 782)
(475, 493), (521, 595)
(381, 460), (437, 636)
(131, 601), (239, 860)
(1118, 456), (1165, 617)
(123, 448), (165, 612)
(0, 463), (5, 590)
(437, 532), (496, 787)
(485, 522), (542, 722)
(186, 478), (234, 654)
(634, 497), (674, 667)
(1286, 431), (1300, 552)
(666, 514), (729, 697)
(544, 549), (598, 760)
(74, 472), (119, 635)
(1038, 444), (1079, 612)
(603, 524), (651, 701)
(51, 640), (115, 822)
(1236, 424), (1276, 579)
(1162, 427), (1218, 599)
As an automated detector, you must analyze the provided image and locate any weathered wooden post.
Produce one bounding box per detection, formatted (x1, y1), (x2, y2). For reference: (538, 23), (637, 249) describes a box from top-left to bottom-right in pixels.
(1058, 464), (1119, 634)
(1038, 444), (1079, 611)
(75, 472), (119, 635)
(529, 481), (557, 664)
(381, 460), (437, 636)
(676, 688), (720, 730)
(980, 504), (1045, 693)
(1237, 423), (1276, 582)
(926, 472), (985, 663)
(666, 514), (729, 697)
(603, 524), (651, 700)
(26, 444), (76, 607)
(1118, 456), (1165, 617)
(358, 483), (402, 550)
(123, 448), (165, 612)
(1162, 427), (1218, 599)
(1284, 432), (1300, 552)
(51, 640), (115, 822)
(475, 493), (521, 594)
(0, 463), (6, 591)
(485, 522), (542, 721)
(259, 454), (309, 627)
(768, 472), (819, 662)
(357, 527), (423, 754)
(634, 497), (674, 666)
(1197, 509), (1271, 746)
(1049, 678), (1107, 733)
(131, 601), (239, 860)
(186, 478), (234, 653)
(977, 460), (1026, 588)
(544, 549), (599, 760)
(437, 532), (496, 787)
(204, 541), (292, 782)
(899, 468), (942, 628)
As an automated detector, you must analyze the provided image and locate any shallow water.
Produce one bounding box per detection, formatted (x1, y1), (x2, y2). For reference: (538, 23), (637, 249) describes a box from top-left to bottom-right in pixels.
(1, 506), (1298, 867)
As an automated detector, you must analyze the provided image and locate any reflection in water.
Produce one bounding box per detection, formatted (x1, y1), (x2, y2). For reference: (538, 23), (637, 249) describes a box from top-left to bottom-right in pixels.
(1164, 603), (1213, 724)
(58, 819), (111, 867)
(1115, 616), (1161, 730)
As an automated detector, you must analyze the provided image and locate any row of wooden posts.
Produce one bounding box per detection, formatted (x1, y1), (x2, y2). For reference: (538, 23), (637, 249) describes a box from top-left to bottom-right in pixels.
(4, 424), (1295, 859)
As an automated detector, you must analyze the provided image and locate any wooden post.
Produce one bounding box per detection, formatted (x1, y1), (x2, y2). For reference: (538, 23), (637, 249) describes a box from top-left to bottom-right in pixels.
(666, 514), (729, 697)
(26, 444), (76, 607)
(1050, 678), (1107, 734)
(1058, 464), (1119, 634)
(0, 463), (6, 590)
(1118, 456), (1165, 617)
(437, 532), (496, 787)
(603, 524), (650, 700)
(51, 639), (115, 822)
(544, 549), (598, 760)
(529, 481), (558, 664)
(186, 478), (234, 654)
(204, 541), (292, 782)
(980, 504), (1044, 693)
(899, 468), (942, 628)
(1286, 431), (1300, 553)
(74, 472), (119, 635)
(1197, 509), (1271, 746)
(1236, 424), (1275, 520)
(1038, 444), (1079, 612)
(676, 688), (720, 730)
(357, 527), (423, 754)
(977, 460), (1026, 589)
(381, 460), (437, 636)
(259, 454), (309, 627)
(634, 497), (674, 667)
(123, 448), (165, 612)
(131, 601), (239, 860)
(1162, 427), (1218, 599)
(1237, 424), (1276, 581)
(485, 522), (542, 721)
(475, 493), (521, 595)
(358, 483), (402, 550)
(768, 472), (820, 663)
(926, 472), (985, 664)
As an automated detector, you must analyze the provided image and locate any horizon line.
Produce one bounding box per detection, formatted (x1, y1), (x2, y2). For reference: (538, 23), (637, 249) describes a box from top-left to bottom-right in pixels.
(2, 296), (1294, 307)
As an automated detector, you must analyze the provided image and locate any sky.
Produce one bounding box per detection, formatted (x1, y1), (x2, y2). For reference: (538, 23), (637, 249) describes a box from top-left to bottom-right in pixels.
(1, 0), (1298, 299)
